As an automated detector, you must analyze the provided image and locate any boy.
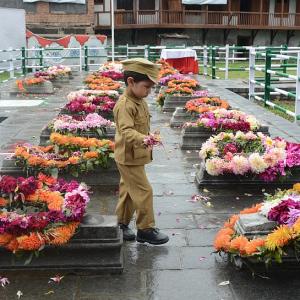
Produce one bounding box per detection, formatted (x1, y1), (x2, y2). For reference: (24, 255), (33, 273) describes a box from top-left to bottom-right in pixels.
(113, 58), (169, 245)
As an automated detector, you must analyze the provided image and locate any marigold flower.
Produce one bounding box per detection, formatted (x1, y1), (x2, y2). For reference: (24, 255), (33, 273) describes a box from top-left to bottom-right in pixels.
(292, 218), (300, 235)
(224, 215), (239, 229)
(38, 173), (57, 186)
(83, 151), (99, 159)
(69, 156), (80, 164)
(48, 222), (79, 245)
(5, 238), (19, 252)
(293, 183), (300, 192)
(0, 233), (13, 246)
(0, 197), (7, 207)
(245, 238), (265, 255)
(240, 204), (262, 215)
(214, 233), (232, 251)
(230, 236), (249, 254)
(17, 233), (44, 251)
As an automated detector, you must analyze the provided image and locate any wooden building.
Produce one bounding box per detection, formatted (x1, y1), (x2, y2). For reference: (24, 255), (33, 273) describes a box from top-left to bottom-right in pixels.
(94, 0), (300, 45)
(0, 0), (95, 37)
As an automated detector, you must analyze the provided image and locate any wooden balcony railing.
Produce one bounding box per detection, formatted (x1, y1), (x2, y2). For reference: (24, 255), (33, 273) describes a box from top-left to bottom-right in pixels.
(95, 10), (300, 29)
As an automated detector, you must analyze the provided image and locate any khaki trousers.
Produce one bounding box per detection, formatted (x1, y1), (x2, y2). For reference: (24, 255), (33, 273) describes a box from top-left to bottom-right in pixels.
(116, 163), (155, 230)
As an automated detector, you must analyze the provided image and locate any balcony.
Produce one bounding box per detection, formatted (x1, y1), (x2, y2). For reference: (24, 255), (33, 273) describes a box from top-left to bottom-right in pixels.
(94, 10), (300, 29)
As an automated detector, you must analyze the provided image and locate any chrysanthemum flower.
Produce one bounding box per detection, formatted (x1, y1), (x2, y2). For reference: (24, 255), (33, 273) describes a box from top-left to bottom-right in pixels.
(265, 225), (293, 251)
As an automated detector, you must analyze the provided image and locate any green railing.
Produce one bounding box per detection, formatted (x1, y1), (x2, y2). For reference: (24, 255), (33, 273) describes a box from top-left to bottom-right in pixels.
(249, 48), (300, 123)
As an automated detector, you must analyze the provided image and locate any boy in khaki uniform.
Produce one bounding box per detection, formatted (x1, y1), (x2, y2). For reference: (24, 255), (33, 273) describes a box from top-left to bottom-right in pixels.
(113, 58), (169, 245)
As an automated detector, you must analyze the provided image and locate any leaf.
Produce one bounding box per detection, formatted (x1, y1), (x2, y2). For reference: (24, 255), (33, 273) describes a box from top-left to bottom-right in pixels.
(24, 253), (34, 266)
(70, 170), (79, 177)
(50, 168), (58, 178)
(45, 291), (54, 295)
(218, 281), (230, 286)
(17, 291), (23, 299)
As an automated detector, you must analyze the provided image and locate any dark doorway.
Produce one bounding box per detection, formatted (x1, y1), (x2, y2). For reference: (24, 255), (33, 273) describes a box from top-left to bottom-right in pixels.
(240, 0), (251, 12)
(117, 0), (133, 10)
(237, 35), (251, 46)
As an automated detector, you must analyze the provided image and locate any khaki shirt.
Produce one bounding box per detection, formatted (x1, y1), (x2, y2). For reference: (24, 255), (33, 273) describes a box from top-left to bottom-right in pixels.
(113, 91), (152, 165)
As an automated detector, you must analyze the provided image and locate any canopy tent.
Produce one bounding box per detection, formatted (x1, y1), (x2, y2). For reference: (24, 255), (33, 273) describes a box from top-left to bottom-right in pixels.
(182, 0), (227, 4)
(23, 0), (85, 3)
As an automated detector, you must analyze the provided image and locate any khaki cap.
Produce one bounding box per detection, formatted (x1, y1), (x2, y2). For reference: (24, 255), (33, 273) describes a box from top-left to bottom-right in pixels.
(121, 58), (160, 84)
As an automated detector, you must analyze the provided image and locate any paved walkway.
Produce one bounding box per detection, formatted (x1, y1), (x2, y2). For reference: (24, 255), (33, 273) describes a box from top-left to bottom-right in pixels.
(0, 76), (300, 299)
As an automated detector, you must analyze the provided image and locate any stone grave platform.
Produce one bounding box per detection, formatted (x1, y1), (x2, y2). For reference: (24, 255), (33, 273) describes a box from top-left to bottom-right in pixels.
(39, 126), (116, 146)
(180, 125), (270, 150)
(0, 158), (120, 188)
(0, 214), (123, 274)
(195, 162), (300, 187)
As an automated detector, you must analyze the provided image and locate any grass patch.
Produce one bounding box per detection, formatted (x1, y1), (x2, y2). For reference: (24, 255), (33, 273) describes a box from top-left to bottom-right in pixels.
(255, 99), (295, 122)
(0, 71), (22, 83)
(0, 72), (10, 82)
(199, 60), (297, 80)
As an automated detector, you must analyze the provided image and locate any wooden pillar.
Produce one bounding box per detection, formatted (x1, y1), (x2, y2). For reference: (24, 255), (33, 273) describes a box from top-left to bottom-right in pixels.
(259, 0), (263, 25)
(159, 0), (162, 24)
(281, 0), (284, 26)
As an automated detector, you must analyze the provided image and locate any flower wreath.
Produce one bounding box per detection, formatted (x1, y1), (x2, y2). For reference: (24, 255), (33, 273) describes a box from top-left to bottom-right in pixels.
(0, 174), (89, 253)
(34, 65), (71, 80)
(87, 82), (121, 91)
(214, 184), (300, 265)
(64, 96), (116, 116)
(100, 70), (123, 81)
(184, 108), (261, 132)
(49, 113), (114, 136)
(14, 133), (115, 177)
(199, 131), (300, 181)
(185, 97), (230, 114)
(167, 78), (199, 89)
(16, 77), (46, 92)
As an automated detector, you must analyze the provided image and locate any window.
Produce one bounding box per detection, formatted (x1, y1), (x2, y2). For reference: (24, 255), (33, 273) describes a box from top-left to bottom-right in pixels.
(184, 4), (203, 11)
(117, 0), (133, 10)
(275, 0), (289, 13)
(139, 0), (155, 10)
(208, 4), (227, 11)
(95, 0), (103, 4)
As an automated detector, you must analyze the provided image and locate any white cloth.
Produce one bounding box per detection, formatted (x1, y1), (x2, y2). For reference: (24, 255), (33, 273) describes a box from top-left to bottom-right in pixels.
(182, 0), (227, 4)
(160, 49), (197, 60)
(23, 0), (85, 3)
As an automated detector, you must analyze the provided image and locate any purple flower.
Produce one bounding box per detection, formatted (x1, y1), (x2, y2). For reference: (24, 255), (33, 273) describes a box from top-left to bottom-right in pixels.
(287, 208), (300, 226)
(0, 176), (17, 194)
(17, 176), (38, 195)
(268, 199), (300, 224)
(286, 142), (300, 168)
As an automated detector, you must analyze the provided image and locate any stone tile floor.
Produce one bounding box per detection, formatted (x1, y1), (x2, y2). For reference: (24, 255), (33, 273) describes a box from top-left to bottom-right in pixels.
(0, 76), (299, 299)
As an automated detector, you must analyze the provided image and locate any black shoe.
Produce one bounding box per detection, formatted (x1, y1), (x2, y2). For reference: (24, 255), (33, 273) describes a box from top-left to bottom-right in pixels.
(136, 228), (169, 245)
(119, 224), (136, 241)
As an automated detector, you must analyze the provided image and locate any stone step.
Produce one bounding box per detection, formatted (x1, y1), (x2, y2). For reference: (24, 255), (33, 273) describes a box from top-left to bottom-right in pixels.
(0, 214), (123, 274)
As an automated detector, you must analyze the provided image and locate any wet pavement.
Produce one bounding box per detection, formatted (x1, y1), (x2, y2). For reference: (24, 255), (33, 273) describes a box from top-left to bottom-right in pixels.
(0, 75), (300, 299)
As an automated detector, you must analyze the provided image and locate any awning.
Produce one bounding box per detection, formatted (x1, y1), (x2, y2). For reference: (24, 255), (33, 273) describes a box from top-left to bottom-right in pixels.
(182, 0), (227, 4)
(23, 0), (85, 3)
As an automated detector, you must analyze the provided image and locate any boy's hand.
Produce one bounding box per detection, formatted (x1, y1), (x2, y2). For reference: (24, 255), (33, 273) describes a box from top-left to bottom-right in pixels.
(143, 132), (162, 150)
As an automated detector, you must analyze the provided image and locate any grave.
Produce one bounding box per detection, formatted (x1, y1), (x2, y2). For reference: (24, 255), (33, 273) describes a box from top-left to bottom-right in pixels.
(0, 214), (123, 274)
(195, 162), (300, 187)
(39, 126), (116, 146)
(0, 158), (120, 188)
(180, 125), (270, 150)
